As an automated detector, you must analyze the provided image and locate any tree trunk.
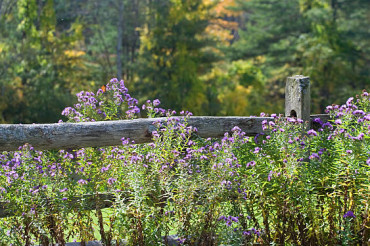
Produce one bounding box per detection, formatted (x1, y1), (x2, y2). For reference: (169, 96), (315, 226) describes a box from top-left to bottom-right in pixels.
(116, 0), (124, 80)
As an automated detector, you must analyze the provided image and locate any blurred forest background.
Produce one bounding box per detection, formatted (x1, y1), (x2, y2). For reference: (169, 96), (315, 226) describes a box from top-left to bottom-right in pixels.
(0, 0), (369, 123)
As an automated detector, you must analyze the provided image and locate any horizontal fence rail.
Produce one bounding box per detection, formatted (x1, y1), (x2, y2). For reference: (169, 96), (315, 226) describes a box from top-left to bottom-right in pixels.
(0, 115), (330, 152)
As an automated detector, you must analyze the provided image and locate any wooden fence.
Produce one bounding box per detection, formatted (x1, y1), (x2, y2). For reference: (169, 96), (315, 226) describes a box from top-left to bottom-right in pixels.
(0, 75), (329, 151)
(0, 75), (331, 217)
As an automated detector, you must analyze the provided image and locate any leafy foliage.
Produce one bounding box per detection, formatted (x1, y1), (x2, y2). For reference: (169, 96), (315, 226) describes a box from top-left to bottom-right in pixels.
(229, 0), (370, 113)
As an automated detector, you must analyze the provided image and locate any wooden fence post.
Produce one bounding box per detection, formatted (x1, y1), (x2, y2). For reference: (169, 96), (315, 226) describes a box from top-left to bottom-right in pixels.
(285, 75), (311, 123)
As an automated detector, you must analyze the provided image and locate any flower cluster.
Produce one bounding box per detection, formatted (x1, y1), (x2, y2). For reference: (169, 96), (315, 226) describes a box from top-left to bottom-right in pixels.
(62, 78), (140, 122)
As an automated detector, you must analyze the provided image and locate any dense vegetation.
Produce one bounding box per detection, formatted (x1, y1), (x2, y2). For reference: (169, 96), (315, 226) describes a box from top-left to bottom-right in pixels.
(0, 80), (368, 245)
(0, 0), (369, 123)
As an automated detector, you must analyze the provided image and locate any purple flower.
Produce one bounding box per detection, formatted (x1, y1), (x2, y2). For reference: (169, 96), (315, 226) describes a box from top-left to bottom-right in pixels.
(165, 210), (174, 216)
(253, 147), (260, 154)
(247, 161), (256, 167)
(78, 179), (87, 185)
(322, 122), (333, 130)
(177, 238), (186, 244)
(218, 215), (226, 221)
(353, 110), (365, 116)
(268, 170), (274, 181)
(107, 178), (117, 185)
(309, 153), (320, 159)
(287, 117), (296, 123)
(307, 129), (317, 136)
(152, 131), (160, 138)
(343, 211), (356, 218)
(100, 165), (111, 173)
(325, 105), (333, 113)
(334, 119), (342, 125)
(61, 107), (76, 116)
(153, 99), (160, 106)
(230, 216), (238, 222)
(232, 126), (241, 132)
(346, 97), (354, 106)
(313, 118), (323, 125)
(366, 158), (370, 165)
(356, 133), (364, 140)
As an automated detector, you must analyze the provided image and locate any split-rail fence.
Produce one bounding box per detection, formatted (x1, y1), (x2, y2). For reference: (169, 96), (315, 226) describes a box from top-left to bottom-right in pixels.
(0, 75), (331, 218)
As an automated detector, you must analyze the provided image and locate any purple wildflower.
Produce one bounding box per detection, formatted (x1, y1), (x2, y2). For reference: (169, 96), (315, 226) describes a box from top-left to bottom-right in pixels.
(230, 216), (239, 222)
(177, 238), (186, 244)
(232, 126), (241, 132)
(100, 165), (111, 173)
(313, 118), (323, 125)
(356, 133), (364, 140)
(322, 122), (333, 130)
(253, 147), (260, 154)
(78, 179), (87, 185)
(153, 99), (160, 106)
(309, 153), (320, 159)
(218, 216), (226, 221)
(334, 119), (342, 125)
(247, 161), (256, 167)
(307, 129), (318, 136)
(353, 110), (365, 116)
(107, 178), (117, 185)
(343, 211), (356, 218)
(346, 97), (354, 106)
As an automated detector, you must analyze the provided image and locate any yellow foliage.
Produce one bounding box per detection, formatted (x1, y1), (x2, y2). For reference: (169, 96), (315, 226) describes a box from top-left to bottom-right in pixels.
(255, 55), (266, 64)
(0, 43), (6, 53)
(211, 0), (242, 17)
(64, 50), (86, 58)
(205, 0), (242, 45)
(185, 90), (207, 115)
(218, 85), (253, 115)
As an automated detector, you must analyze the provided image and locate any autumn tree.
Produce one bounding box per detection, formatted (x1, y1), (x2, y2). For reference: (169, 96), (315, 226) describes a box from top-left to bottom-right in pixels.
(0, 0), (87, 123)
(229, 0), (370, 112)
(136, 0), (217, 114)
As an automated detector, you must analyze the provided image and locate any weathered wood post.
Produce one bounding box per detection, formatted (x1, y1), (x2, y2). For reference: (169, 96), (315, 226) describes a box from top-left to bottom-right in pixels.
(285, 75), (310, 123)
